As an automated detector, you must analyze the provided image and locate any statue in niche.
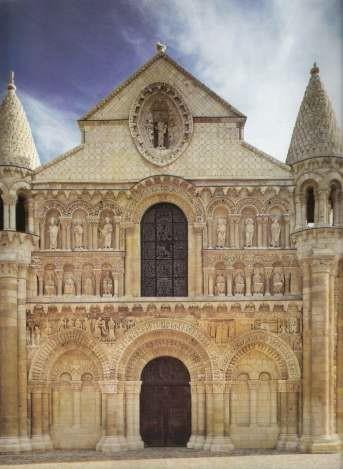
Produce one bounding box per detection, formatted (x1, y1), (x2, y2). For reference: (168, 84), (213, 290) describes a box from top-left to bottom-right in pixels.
(83, 275), (94, 295)
(245, 218), (255, 247)
(102, 273), (113, 296)
(215, 273), (226, 296)
(48, 217), (59, 249)
(270, 218), (281, 247)
(64, 275), (75, 295)
(216, 218), (227, 248)
(32, 325), (40, 346)
(272, 271), (284, 295)
(145, 114), (154, 145)
(73, 219), (84, 249)
(44, 271), (55, 296)
(234, 272), (245, 296)
(157, 121), (168, 148)
(100, 217), (113, 249)
(253, 271), (264, 295)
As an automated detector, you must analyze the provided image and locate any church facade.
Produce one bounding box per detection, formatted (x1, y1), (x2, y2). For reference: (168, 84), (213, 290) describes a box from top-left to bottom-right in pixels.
(0, 47), (342, 454)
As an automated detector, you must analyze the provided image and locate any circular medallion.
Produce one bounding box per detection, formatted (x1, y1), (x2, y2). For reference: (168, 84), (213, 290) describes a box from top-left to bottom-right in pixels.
(129, 82), (193, 167)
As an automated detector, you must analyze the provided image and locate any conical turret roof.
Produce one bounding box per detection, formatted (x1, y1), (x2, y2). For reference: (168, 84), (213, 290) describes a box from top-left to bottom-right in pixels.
(0, 72), (40, 169)
(286, 63), (343, 165)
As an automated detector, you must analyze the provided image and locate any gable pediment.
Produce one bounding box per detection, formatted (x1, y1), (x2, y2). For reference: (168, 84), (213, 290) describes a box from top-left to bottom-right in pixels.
(80, 53), (246, 122)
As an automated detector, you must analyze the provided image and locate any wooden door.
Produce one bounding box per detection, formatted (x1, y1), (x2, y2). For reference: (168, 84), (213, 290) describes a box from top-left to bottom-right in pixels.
(140, 356), (191, 447)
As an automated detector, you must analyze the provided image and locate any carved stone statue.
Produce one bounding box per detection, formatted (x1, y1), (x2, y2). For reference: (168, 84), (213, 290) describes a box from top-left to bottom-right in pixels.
(64, 275), (75, 295)
(245, 218), (255, 247)
(145, 114), (154, 145)
(73, 219), (84, 249)
(32, 325), (40, 346)
(83, 275), (93, 295)
(100, 217), (113, 249)
(234, 272), (245, 296)
(102, 273), (113, 296)
(215, 273), (226, 296)
(157, 121), (167, 148)
(253, 271), (264, 295)
(216, 218), (227, 248)
(108, 317), (116, 340)
(44, 271), (55, 296)
(48, 217), (59, 249)
(272, 271), (284, 295)
(270, 218), (281, 247)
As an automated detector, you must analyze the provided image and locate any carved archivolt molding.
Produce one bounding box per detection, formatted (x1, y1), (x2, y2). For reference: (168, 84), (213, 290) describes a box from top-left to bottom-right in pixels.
(123, 334), (209, 381)
(223, 330), (301, 380)
(129, 82), (193, 167)
(125, 175), (205, 224)
(112, 318), (218, 380)
(29, 327), (112, 381)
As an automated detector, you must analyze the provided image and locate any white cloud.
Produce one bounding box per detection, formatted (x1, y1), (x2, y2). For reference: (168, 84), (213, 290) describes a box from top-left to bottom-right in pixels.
(20, 92), (80, 164)
(137, 0), (342, 161)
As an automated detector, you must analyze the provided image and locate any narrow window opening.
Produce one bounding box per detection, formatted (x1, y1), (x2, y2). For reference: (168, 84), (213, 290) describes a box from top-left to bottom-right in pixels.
(306, 187), (315, 225)
(16, 195), (27, 232)
(0, 194), (3, 230)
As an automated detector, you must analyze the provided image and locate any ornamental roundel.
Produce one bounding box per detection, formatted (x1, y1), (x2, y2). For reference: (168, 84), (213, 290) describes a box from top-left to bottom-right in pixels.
(129, 82), (193, 167)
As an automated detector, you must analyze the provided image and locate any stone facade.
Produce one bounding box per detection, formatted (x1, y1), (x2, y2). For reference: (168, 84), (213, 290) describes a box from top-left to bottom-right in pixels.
(0, 49), (342, 454)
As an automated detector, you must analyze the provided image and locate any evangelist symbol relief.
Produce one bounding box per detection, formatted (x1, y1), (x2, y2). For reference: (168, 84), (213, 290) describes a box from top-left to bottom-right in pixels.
(129, 82), (193, 166)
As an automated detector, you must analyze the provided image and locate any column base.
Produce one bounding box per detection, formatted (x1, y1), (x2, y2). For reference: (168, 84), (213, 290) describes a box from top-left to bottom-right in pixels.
(306, 434), (341, 453)
(19, 436), (32, 452)
(0, 437), (21, 454)
(277, 433), (299, 450)
(43, 434), (53, 450)
(126, 436), (144, 450)
(187, 434), (197, 448)
(96, 436), (126, 452)
(210, 436), (234, 452)
(193, 435), (206, 449)
(203, 435), (213, 450)
(31, 435), (47, 451)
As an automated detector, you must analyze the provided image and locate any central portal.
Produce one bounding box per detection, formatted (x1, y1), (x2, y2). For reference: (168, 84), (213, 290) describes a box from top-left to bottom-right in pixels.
(140, 356), (191, 447)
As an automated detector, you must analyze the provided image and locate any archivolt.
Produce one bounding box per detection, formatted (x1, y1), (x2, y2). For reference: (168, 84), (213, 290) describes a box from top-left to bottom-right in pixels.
(223, 330), (301, 380)
(124, 175), (205, 224)
(29, 328), (113, 382)
(113, 318), (219, 380)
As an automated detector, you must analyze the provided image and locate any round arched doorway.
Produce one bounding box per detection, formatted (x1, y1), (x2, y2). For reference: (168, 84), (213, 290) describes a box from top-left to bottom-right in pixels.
(140, 356), (191, 447)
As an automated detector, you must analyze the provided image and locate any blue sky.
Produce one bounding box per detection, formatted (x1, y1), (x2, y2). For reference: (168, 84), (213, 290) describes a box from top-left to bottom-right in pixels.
(1, 0), (342, 164)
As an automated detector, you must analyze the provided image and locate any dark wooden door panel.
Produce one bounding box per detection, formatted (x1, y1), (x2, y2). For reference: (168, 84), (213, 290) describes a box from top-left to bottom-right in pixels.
(140, 357), (191, 447)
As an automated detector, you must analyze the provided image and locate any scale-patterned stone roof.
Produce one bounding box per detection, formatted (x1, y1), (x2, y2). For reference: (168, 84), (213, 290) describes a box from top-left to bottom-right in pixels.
(287, 63), (343, 165)
(0, 73), (40, 169)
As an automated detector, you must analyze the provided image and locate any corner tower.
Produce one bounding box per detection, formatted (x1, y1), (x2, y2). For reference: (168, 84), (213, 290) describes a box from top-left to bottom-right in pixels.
(289, 64), (343, 452)
(0, 73), (39, 453)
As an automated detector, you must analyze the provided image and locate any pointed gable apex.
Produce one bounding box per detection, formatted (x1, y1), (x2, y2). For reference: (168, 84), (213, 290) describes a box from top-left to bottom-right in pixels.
(79, 51), (246, 122)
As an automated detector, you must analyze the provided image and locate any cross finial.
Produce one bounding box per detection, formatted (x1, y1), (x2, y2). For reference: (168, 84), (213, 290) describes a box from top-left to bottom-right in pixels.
(156, 42), (167, 54)
(7, 70), (16, 91)
(310, 62), (319, 76)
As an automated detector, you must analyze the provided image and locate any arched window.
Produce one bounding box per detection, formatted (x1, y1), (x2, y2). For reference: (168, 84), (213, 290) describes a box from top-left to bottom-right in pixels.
(0, 193), (3, 230)
(141, 203), (188, 297)
(16, 194), (27, 232)
(306, 187), (315, 224)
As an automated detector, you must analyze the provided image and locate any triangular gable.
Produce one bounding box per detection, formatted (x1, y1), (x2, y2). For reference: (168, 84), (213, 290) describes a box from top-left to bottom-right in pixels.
(80, 52), (246, 122)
